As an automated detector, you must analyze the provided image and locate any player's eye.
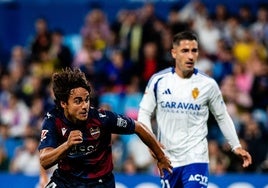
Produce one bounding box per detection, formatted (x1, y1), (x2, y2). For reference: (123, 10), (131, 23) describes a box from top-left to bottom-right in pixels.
(181, 49), (189, 53)
(192, 48), (198, 53)
(85, 96), (90, 103)
(74, 98), (82, 104)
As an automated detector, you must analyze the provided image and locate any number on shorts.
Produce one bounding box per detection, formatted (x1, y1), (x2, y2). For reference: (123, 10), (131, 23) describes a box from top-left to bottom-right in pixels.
(161, 179), (170, 188)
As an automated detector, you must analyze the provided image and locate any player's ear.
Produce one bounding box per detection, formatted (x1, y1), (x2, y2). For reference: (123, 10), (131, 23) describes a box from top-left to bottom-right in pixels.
(60, 101), (67, 109)
(171, 48), (176, 58)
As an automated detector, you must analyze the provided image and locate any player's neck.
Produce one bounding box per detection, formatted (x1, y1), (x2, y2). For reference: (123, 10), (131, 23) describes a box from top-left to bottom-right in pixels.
(175, 69), (193, 79)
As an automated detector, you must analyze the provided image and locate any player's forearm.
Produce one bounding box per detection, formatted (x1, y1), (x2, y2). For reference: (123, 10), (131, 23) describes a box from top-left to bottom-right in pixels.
(216, 111), (241, 150)
(40, 142), (69, 169)
(39, 165), (49, 188)
(40, 165), (48, 179)
(134, 121), (165, 161)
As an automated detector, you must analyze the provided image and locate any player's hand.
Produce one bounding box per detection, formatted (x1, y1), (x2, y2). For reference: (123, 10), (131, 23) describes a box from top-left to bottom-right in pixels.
(67, 130), (83, 147)
(233, 147), (252, 168)
(148, 141), (172, 177)
(157, 155), (173, 177)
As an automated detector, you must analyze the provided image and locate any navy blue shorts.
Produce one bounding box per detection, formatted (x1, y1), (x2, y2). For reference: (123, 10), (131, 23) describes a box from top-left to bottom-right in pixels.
(161, 163), (209, 188)
(45, 170), (115, 188)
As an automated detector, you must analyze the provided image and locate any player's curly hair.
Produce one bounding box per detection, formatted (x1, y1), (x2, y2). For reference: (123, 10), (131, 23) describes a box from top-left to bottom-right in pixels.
(52, 67), (91, 108)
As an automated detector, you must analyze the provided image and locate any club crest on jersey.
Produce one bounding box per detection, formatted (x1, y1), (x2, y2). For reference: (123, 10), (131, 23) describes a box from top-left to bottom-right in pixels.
(90, 127), (100, 139)
(192, 87), (199, 100)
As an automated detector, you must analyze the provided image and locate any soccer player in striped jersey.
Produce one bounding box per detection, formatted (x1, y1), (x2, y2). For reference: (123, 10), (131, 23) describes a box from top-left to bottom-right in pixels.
(138, 31), (252, 188)
(38, 68), (172, 188)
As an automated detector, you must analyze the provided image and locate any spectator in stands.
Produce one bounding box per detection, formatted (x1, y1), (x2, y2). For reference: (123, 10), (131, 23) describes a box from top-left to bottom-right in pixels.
(0, 145), (9, 171)
(233, 28), (267, 65)
(196, 15), (221, 57)
(117, 10), (143, 64)
(238, 112), (268, 172)
(250, 5), (268, 46)
(28, 17), (51, 62)
(18, 73), (45, 107)
(80, 8), (112, 52)
(222, 15), (246, 47)
(122, 156), (138, 175)
(167, 6), (190, 35)
(0, 122), (11, 171)
(139, 42), (160, 90)
(233, 61), (253, 107)
(122, 75), (143, 118)
(194, 47), (213, 76)
(139, 2), (162, 45)
(111, 134), (127, 172)
(208, 140), (230, 175)
(220, 75), (242, 127)
(98, 88), (122, 114)
(48, 29), (73, 69)
(7, 45), (28, 75)
(212, 39), (234, 85)
(0, 91), (30, 138)
(178, 0), (208, 31)
(25, 96), (46, 137)
(73, 36), (95, 68)
(9, 135), (40, 176)
(103, 49), (133, 92)
(126, 133), (154, 174)
(0, 73), (12, 111)
(212, 4), (230, 31)
(249, 55), (268, 112)
(238, 4), (254, 28)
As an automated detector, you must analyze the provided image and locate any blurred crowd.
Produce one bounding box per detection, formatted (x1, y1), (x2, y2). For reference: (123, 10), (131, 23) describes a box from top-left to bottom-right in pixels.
(0, 0), (268, 177)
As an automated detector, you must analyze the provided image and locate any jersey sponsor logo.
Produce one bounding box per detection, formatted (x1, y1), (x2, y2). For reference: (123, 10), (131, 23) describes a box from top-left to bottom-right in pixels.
(188, 174), (208, 186)
(117, 117), (127, 128)
(41, 130), (48, 142)
(69, 143), (98, 156)
(160, 101), (201, 111)
(90, 127), (100, 139)
(192, 87), (199, 100)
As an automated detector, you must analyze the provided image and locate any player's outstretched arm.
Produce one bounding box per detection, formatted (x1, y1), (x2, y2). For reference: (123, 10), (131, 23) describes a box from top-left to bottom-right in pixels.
(134, 121), (173, 177)
(233, 147), (252, 168)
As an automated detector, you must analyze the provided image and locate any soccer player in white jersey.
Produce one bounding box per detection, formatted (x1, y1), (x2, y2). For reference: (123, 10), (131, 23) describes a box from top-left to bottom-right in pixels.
(138, 31), (252, 188)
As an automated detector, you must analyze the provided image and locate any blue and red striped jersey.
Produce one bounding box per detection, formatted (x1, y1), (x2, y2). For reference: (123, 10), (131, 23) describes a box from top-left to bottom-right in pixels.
(38, 107), (135, 179)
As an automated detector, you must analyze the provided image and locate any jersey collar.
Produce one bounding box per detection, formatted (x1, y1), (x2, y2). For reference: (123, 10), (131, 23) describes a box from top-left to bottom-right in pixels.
(171, 67), (198, 75)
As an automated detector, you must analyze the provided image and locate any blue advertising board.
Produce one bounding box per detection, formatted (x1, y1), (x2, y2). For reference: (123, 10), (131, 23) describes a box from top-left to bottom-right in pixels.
(0, 173), (267, 188)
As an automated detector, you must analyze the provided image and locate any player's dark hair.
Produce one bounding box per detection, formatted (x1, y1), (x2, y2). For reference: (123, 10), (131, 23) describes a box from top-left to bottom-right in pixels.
(173, 30), (198, 46)
(52, 67), (91, 108)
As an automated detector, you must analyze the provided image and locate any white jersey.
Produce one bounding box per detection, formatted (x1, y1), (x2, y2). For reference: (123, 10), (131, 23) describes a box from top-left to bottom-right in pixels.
(138, 67), (241, 167)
